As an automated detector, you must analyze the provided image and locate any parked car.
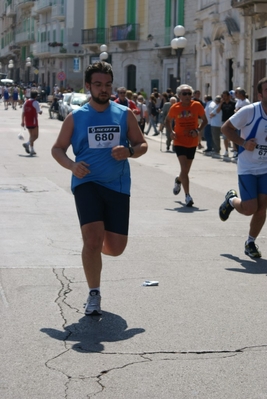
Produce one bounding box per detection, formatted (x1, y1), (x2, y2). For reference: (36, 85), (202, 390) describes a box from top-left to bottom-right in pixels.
(65, 93), (88, 116)
(58, 92), (72, 121)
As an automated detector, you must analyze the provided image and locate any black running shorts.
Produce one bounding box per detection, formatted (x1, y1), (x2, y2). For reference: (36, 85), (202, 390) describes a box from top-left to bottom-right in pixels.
(173, 145), (197, 160)
(74, 182), (130, 235)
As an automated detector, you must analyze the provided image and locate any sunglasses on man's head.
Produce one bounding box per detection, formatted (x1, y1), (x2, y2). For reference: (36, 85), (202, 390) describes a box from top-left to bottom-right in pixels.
(118, 91), (126, 94)
(181, 92), (192, 96)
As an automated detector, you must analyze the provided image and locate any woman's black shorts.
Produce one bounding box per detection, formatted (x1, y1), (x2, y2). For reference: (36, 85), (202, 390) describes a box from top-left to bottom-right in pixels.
(173, 145), (197, 160)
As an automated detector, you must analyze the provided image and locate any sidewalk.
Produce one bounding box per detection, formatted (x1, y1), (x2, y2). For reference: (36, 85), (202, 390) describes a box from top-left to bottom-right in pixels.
(145, 127), (238, 164)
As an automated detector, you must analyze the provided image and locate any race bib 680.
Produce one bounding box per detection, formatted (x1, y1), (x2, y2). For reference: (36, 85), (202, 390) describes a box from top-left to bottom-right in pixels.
(88, 125), (121, 148)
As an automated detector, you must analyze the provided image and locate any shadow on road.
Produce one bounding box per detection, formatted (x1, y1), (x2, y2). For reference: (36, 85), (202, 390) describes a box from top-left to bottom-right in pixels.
(166, 202), (208, 213)
(41, 312), (145, 352)
(221, 253), (267, 275)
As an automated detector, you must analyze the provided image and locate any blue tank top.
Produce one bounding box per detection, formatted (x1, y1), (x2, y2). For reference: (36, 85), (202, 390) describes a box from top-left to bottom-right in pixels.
(71, 101), (131, 195)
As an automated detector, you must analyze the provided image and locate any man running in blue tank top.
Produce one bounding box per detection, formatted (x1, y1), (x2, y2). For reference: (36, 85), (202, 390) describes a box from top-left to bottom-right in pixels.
(52, 62), (148, 315)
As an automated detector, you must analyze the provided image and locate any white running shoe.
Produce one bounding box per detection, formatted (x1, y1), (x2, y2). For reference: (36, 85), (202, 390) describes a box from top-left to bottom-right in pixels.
(30, 148), (36, 156)
(185, 194), (194, 207)
(23, 142), (30, 154)
(223, 151), (229, 157)
(84, 290), (102, 315)
(173, 177), (181, 195)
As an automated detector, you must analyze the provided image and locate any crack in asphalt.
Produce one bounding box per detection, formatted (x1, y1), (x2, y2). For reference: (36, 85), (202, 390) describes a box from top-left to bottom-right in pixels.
(42, 269), (267, 398)
(43, 268), (81, 398)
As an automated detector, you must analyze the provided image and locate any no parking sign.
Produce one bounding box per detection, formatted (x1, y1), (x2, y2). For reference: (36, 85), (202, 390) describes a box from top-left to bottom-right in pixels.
(57, 71), (66, 81)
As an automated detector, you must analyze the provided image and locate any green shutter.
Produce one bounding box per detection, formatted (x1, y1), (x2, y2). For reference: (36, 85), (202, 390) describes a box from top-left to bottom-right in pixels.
(178, 0), (184, 25)
(97, 0), (106, 43)
(127, 0), (136, 24)
(165, 0), (171, 45)
(165, 0), (171, 28)
(97, 0), (106, 28)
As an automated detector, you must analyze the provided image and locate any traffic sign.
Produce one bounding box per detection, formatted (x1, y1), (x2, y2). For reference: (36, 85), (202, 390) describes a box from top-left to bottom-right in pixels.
(57, 71), (66, 81)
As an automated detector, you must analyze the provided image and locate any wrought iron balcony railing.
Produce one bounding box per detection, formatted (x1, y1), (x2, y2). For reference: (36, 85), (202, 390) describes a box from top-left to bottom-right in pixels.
(82, 28), (109, 45)
(110, 23), (139, 42)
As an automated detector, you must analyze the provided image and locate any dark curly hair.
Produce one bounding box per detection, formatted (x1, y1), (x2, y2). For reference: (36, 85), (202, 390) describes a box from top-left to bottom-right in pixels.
(84, 61), (113, 84)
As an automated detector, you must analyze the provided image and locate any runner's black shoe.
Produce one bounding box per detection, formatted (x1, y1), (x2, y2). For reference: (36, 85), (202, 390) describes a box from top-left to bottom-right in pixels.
(244, 241), (262, 258)
(219, 189), (238, 221)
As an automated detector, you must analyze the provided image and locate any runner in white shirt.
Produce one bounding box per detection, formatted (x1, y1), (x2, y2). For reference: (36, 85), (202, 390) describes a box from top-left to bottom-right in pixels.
(219, 77), (267, 258)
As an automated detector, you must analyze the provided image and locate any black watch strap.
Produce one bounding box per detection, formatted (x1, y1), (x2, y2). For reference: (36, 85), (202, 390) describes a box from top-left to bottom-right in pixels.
(129, 147), (134, 157)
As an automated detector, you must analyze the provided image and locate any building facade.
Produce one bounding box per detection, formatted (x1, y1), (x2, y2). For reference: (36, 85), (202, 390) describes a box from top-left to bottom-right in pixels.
(82, 0), (198, 95)
(195, 0), (267, 101)
(0, 0), (84, 90)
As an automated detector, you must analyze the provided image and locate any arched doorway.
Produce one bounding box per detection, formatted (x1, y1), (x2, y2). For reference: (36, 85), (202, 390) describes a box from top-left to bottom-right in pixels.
(127, 64), (136, 91)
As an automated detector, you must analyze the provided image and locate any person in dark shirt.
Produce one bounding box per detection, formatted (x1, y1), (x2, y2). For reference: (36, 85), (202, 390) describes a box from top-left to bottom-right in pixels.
(216, 91), (236, 157)
(49, 97), (59, 119)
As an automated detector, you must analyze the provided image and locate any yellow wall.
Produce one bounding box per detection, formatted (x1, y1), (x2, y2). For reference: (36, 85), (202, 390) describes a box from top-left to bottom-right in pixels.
(117, 0), (125, 25)
(84, 0), (96, 29)
(107, 0), (115, 26)
(83, 0), (148, 34)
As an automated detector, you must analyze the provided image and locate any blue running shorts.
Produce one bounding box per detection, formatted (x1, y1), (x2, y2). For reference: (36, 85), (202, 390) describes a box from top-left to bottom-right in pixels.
(239, 173), (267, 201)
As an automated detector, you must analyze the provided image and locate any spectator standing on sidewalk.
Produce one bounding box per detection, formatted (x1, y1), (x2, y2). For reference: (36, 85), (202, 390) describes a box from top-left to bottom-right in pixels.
(160, 96), (177, 151)
(219, 77), (267, 258)
(165, 84), (207, 207)
(21, 90), (42, 156)
(145, 94), (160, 136)
(232, 88), (251, 158)
(132, 93), (148, 134)
(114, 87), (140, 117)
(51, 61), (147, 316)
(216, 91), (236, 157)
(203, 95), (213, 154)
(209, 95), (223, 156)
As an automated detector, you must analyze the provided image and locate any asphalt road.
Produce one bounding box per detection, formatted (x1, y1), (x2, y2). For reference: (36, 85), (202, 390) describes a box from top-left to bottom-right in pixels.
(1, 102), (267, 399)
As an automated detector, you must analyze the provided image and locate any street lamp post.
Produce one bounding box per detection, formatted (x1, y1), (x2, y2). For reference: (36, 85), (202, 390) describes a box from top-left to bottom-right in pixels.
(8, 59), (14, 80)
(170, 25), (187, 86)
(99, 44), (108, 61)
(26, 57), (31, 84)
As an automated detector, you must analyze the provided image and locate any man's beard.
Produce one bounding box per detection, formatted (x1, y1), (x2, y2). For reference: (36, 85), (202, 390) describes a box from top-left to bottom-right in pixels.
(91, 93), (110, 104)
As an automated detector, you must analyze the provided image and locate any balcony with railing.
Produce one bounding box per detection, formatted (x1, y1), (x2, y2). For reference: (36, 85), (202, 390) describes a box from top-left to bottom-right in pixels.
(17, 0), (36, 9)
(35, 0), (52, 13)
(82, 28), (109, 46)
(51, 4), (65, 20)
(6, 3), (16, 17)
(110, 23), (139, 42)
(0, 42), (15, 58)
(32, 41), (50, 55)
(33, 41), (84, 56)
(15, 31), (35, 44)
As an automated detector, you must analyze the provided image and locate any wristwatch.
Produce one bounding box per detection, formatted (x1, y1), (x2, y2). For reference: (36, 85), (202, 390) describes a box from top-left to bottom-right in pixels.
(128, 146), (134, 157)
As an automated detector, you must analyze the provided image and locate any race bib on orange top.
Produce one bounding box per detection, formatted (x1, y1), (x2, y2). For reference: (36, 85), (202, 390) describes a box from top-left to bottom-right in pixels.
(168, 101), (205, 147)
